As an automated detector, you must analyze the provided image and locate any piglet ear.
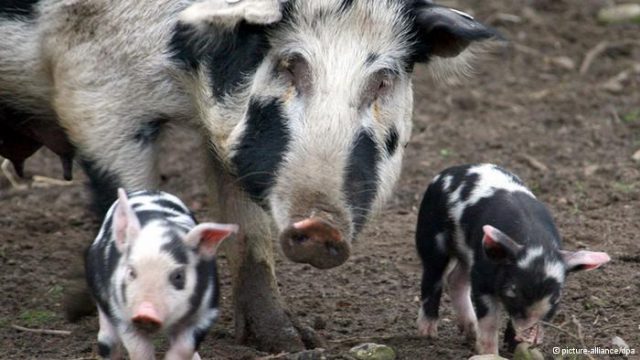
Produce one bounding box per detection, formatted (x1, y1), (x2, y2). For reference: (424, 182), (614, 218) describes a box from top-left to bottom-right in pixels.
(561, 250), (611, 273)
(113, 188), (141, 253)
(412, 3), (498, 60)
(482, 225), (522, 264)
(184, 223), (239, 258)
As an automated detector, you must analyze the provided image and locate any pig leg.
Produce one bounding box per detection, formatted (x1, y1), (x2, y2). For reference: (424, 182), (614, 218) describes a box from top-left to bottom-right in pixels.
(447, 261), (477, 341)
(207, 162), (322, 352)
(473, 294), (501, 354)
(416, 231), (450, 338)
(97, 309), (123, 360)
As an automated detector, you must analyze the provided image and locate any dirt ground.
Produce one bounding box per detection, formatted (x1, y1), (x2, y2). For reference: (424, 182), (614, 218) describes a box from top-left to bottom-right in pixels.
(1, 0), (639, 359)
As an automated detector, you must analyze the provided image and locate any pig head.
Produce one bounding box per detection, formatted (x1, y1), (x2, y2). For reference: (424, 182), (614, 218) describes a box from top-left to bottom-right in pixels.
(173, 0), (498, 269)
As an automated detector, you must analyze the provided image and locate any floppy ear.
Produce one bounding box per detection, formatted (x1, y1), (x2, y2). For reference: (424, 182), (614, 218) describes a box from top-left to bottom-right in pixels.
(179, 0), (286, 28)
(561, 250), (611, 273)
(482, 225), (522, 264)
(184, 223), (239, 259)
(411, 2), (498, 61)
(113, 188), (141, 253)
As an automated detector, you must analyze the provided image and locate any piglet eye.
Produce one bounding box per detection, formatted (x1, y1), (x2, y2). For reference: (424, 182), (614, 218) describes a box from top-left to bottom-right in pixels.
(127, 266), (137, 281)
(169, 268), (186, 290)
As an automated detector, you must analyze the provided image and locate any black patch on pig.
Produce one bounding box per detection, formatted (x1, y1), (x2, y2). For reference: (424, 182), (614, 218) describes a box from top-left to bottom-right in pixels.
(162, 233), (189, 265)
(120, 281), (127, 305)
(133, 211), (173, 227)
(97, 342), (111, 358)
(458, 173), (478, 202)
(232, 99), (290, 202)
(384, 126), (399, 156)
(170, 22), (271, 99)
(338, 0), (355, 13)
(134, 117), (168, 145)
(345, 130), (380, 233)
(365, 52), (379, 66)
(80, 159), (121, 218)
(0, 0), (39, 19)
(153, 198), (193, 219)
(186, 259), (217, 317)
(193, 327), (209, 349)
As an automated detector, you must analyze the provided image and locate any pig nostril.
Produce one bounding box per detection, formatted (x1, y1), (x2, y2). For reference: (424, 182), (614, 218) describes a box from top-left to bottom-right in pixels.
(326, 243), (339, 257)
(291, 233), (309, 244)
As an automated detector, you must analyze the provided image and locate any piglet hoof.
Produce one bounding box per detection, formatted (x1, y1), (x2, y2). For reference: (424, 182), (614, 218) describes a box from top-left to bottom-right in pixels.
(417, 317), (438, 338)
(458, 321), (477, 342)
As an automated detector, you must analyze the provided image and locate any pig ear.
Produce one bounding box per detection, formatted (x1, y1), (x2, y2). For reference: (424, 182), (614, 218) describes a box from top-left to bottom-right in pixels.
(482, 225), (522, 264)
(561, 250), (611, 273)
(184, 223), (239, 258)
(179, 0), (286, 28)
(411, 3), (498, 60)
(113, 188), (141, 253)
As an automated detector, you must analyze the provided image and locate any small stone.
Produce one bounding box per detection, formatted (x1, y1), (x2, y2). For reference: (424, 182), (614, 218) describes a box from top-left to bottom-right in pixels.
(468, 355), (508, 360)
(632, 149), (640, 162)
(598, 4), (640, 24)
(349, 343), (396, 360)
(611, 336), (630, 352)
(550, 56), (576, 71)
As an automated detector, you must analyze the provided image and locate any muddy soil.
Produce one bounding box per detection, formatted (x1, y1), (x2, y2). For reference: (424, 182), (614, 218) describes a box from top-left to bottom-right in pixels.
(1, 0), (639, 359)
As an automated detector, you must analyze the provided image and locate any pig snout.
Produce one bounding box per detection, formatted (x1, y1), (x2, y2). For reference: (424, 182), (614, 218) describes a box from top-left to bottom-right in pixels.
(513, 319), (544, 344)
(280, 217), (350, 269)
(132, 302), (163, 333)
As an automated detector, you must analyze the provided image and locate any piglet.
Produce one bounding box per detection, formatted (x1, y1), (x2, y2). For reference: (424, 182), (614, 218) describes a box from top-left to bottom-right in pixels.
(415, 164), (610, 355)
(85, 189), (238, 360)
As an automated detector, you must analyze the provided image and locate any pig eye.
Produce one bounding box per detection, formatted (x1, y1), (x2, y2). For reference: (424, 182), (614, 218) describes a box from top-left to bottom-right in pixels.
(277, 54), (311, 93)
(363, 70), (396, 107)
(126, 266), (137, 281)
(169, 268), (186, 290)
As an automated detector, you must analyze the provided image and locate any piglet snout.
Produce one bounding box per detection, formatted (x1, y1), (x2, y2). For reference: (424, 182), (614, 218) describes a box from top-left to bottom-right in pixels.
(132, 302), (162, 333)
(280, 218), (350, 269)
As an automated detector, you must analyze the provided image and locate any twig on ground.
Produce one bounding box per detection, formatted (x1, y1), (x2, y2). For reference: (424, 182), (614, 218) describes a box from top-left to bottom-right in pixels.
(572, 315), (596, 360)
(580, 41), (609, 75)
(11, 324), (71, 336)
(541, 321), (582, 341)
(580, 40), (640, 75)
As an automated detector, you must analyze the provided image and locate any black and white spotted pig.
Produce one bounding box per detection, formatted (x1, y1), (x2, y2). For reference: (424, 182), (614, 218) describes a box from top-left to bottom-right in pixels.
(1, 0), (498, 351)
(85, 189), (238, 360)
(415, 164), (610, 355)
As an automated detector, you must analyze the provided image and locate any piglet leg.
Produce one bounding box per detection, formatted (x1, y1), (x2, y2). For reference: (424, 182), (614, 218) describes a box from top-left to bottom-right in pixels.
(474, 295), (501, 354)
(165, 329), (198, 360)
(97, 309), (123, 360)
(447, 262), (477, 341)
(120, 329), (156, 360)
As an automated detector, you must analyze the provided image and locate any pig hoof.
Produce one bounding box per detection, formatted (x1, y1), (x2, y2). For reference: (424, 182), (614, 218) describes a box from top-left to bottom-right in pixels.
(417, 317), (438, 338)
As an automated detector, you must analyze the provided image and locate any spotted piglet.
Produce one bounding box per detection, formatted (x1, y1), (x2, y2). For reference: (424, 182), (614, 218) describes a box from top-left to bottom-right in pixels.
(85, 189), (238, 360)
(415, 164), (610, 355)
